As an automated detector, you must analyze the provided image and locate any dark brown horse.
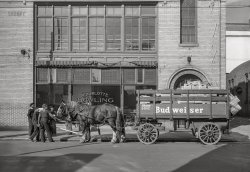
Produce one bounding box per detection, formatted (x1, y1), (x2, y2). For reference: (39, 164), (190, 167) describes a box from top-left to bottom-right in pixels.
(56, 101), (126, 143)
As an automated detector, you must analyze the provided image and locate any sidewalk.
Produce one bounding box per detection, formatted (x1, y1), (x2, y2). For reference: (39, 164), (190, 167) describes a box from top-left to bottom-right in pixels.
(0, 124), (137, 142)
(0, 117), (249, 143)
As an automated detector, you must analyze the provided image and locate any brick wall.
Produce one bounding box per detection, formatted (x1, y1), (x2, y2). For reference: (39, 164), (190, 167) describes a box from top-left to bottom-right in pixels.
(158, 0), (226, 89)
(0, 1), (33, 126)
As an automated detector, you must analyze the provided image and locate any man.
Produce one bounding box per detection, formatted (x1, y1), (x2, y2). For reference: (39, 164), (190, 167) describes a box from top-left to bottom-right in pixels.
(29, 107), (42, 142)
(38, 104), (54, 142)
(49, 105), (57, 136)
(27, 103), (35, 137)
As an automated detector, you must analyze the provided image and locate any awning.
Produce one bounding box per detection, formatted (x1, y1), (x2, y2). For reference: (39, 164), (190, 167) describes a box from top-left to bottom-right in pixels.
(36, 60), (98, 68)
(36, 60), (158, 68)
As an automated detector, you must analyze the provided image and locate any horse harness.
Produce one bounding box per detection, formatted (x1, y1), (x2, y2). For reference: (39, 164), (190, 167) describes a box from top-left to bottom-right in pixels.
(61, 103), (120, 132)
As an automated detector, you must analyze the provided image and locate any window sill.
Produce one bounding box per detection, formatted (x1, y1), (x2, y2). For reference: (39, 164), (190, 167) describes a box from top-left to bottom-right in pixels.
(179, 43), (199, 47)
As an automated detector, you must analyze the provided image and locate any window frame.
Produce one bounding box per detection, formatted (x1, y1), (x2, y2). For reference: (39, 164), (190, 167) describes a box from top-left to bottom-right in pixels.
(36, 4), (157, 53)
(136, 68), (144, 84)
(179, 0), (198, 46)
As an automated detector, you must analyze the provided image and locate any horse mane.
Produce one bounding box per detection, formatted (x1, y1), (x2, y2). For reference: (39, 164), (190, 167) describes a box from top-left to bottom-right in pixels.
(66, 101), (90, 114)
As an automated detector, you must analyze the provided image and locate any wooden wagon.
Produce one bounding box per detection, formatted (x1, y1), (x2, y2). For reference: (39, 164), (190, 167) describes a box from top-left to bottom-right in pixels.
(136, 89), (231, 145)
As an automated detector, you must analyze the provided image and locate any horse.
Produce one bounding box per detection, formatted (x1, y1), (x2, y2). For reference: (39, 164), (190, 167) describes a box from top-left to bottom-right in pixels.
(56, 101), (126, 143)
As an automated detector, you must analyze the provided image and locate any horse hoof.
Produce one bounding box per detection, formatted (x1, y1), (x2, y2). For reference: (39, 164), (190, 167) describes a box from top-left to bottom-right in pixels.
(79, 139), (87, 143)
(111, 139), (117, 144)
(90, 138), (98, 142)
(120, 139), (126, 143)
(120, 136), (126, 143)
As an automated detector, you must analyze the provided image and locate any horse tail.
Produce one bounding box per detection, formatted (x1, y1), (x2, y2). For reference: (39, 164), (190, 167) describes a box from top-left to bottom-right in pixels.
(115, 106), (123, 131)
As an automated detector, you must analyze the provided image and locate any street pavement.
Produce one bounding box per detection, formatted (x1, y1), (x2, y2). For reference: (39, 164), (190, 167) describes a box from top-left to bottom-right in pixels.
(0, 140), (249, 172)
(0, 117), (250, 172)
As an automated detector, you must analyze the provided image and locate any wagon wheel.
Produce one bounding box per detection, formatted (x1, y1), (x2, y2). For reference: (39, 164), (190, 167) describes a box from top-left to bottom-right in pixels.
(137, 123), (159, 145)
(198, 122), (222, 145)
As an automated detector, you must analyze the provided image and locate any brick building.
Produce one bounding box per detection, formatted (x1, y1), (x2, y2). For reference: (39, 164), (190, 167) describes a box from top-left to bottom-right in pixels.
(0, 0), (226, 126)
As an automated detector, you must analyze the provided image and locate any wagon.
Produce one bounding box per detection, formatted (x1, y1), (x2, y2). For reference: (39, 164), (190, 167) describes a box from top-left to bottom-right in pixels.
(136, 89), (231, 145)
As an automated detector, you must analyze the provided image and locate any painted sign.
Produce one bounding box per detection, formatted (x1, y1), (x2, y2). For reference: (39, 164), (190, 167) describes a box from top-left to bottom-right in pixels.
(76, 92), (114, 104)
(8, 11), (26, 16)
(140, 103), (227, 117)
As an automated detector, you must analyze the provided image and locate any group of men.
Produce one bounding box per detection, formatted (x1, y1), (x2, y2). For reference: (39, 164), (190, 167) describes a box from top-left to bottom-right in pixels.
(27, 103), (57, 142)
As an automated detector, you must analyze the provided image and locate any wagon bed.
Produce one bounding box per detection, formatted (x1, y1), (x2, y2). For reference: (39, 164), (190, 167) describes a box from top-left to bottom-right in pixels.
(136, 89), (231, 145)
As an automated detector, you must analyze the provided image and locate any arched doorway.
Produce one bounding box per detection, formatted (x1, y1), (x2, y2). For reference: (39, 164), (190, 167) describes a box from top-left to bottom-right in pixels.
(169, 69), (209, 89)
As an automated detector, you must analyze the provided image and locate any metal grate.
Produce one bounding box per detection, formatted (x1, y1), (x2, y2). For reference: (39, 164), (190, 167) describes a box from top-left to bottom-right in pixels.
(144, 69), (157, 85)
(102, 69), (121, 84)
(123, 69), (135, 84)
(72, 69), (90, 84)
(56, 69), (68, 83)
(37, 68), (48, 83)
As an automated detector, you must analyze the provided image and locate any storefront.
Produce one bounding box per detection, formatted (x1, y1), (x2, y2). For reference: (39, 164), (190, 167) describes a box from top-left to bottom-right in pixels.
(34, 2), (158, 113)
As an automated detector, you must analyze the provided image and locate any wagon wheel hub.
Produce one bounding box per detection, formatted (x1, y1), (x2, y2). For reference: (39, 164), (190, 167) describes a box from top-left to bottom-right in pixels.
(207, 131), (213, 137)
(144, 130), (151, 137)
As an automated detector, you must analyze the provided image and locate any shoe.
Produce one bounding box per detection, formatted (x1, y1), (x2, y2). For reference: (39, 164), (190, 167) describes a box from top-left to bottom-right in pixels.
(29, 138), (34, 142)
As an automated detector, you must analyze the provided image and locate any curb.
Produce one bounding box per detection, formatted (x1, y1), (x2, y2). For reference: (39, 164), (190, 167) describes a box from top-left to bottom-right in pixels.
(0, 133), (243, 143)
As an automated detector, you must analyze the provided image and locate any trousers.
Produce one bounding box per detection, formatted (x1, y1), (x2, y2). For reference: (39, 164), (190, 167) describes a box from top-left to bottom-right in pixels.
(40, 121), (53, 142)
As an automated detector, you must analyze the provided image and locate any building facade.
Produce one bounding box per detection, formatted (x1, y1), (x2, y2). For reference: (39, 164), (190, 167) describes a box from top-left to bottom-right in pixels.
(0, 0), (226, 126)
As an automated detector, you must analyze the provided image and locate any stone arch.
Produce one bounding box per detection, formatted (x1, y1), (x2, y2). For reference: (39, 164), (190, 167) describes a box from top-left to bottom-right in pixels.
(168, 68), (209, 89)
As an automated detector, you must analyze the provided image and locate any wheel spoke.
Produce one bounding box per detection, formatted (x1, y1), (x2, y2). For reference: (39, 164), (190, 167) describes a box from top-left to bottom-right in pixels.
(137, 123), (158, 144)
(198, 123), (222, 145)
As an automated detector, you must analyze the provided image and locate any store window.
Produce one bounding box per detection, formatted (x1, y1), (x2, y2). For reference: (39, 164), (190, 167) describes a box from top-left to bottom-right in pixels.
(36, 85), (49, 107)
(54, 85), (69, 104)
(92, 86), (120, 106)
(72, 85), (91, 103)
(124, 86), (136, 112)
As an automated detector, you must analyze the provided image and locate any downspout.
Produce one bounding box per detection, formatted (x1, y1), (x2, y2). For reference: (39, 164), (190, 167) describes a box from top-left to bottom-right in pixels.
(33, 3), (36, 106)
(219, 0), (222, 89)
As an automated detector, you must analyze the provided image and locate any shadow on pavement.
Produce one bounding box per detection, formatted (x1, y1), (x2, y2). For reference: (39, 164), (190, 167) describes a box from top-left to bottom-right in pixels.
(0, 153), (102, 172)
(17, 142), (101, 156)
(173, 142), (250, 172)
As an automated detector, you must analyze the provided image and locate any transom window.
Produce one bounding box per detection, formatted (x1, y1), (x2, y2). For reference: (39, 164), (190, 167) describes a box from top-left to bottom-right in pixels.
(36, 4), (157, 52)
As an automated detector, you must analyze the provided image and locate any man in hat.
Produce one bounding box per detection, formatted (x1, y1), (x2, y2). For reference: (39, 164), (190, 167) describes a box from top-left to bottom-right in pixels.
(27, 103), (35, 137)
(29, 107), (42, 142)
(38, 104), (54, 142)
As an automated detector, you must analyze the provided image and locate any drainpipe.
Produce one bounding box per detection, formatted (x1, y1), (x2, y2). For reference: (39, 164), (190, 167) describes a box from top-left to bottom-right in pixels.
(219, 0), (222, 89)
